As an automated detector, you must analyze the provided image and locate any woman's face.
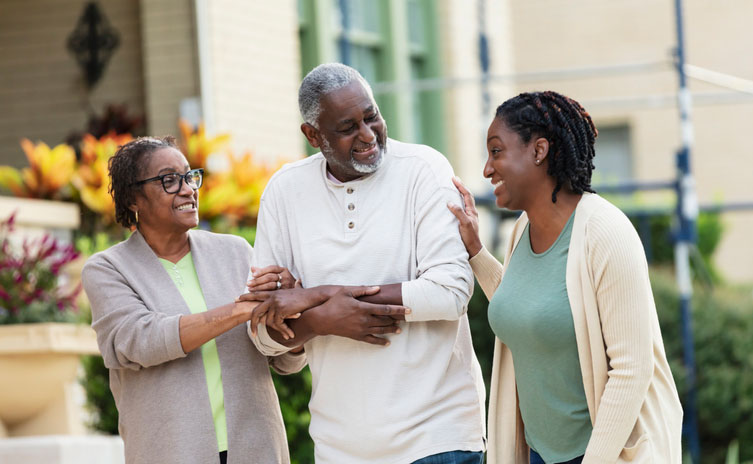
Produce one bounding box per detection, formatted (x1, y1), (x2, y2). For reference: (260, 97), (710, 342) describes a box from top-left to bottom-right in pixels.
(484, 117), (546, 211)
(133, 147), (199, 234)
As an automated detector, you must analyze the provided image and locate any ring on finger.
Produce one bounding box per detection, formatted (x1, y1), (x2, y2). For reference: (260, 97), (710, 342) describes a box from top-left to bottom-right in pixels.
(277, 273), (282, 282)
(276, 281), (281, 289)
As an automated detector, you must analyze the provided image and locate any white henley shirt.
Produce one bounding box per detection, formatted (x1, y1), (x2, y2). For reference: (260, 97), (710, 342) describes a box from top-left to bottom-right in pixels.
(250, 139), (486, 464)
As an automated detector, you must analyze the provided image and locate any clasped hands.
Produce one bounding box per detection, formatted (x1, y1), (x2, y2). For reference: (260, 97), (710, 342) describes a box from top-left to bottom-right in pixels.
(237, 265), (410, 346)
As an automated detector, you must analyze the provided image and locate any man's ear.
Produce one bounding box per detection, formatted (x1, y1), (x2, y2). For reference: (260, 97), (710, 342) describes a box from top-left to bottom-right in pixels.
(301, 123), (321, 149)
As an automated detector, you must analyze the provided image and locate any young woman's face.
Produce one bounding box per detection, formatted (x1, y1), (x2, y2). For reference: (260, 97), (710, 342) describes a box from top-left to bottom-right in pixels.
(484, 118), (543, 211)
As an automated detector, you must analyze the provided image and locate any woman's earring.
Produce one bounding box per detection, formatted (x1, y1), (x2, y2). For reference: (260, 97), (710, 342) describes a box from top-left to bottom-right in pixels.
(535, 159), (542, 165)
(135, 210), (139, 223)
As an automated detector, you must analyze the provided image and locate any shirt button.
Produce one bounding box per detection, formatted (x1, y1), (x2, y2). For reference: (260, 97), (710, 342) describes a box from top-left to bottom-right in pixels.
(347, 203), (355, 211)
(348, 221), (355, 229)
(346, 187), (354, 194)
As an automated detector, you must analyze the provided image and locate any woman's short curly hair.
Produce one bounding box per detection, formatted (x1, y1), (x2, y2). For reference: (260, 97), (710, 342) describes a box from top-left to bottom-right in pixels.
(108, 136), (177, 228)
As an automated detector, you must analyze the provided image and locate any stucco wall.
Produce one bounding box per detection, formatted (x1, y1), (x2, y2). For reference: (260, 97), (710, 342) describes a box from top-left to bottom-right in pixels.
(204, 0), (303, 161)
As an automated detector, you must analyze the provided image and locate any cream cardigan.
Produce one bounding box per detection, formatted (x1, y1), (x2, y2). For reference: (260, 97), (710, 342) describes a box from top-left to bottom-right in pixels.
(471, 193), (682, 464)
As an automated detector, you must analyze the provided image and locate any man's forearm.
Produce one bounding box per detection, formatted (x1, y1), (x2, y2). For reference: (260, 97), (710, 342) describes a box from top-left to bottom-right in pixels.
(357, 282), (403, 305)
(273, 283), (404, 342)
(263, 283), (405, 347)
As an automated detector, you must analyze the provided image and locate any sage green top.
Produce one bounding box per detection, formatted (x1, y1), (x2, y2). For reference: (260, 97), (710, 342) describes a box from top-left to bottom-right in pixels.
(160, 252), (228, 453)
(487, 212), (591, 463)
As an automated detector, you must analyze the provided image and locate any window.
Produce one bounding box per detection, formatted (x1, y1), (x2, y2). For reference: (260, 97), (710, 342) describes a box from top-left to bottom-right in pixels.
(335, 0), (383, 85)
(593, 125), (633, 184)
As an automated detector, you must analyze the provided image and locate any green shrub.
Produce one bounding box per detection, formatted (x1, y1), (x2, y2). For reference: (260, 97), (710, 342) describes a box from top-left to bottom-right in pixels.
(652, 268), (753, 462)
(273, 368), (314, 463)
(468, 282), (493, 397)
(628, 211), (724, 282)
(81, 354), (119, 434)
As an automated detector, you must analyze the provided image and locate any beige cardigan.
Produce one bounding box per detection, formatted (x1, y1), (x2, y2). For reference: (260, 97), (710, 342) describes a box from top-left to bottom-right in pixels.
(471, 193), (682, 464)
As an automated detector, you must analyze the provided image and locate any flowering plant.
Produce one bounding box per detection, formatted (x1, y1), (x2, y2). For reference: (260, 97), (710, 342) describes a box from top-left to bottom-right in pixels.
(178, 120), (287, 226)
(72, 132), (133, 224)
(200, 150), (281, 224)
(0, 213), (81, 324)
(0, 139), (76, 200)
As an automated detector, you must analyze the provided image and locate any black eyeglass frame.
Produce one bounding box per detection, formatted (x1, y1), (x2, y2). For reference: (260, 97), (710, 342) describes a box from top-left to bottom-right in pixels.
(133, 168), (204, 193)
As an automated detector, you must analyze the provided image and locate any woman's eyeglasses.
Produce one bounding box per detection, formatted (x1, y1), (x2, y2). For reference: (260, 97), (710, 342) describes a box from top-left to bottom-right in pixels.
(133, 168), (204, 193)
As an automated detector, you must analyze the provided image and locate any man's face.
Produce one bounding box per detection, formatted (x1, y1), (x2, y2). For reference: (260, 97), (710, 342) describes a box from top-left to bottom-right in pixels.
(302, 80), (387, 182)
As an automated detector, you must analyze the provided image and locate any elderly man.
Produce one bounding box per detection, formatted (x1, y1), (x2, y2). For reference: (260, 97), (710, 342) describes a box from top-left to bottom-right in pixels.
(247, 63), (485, 464)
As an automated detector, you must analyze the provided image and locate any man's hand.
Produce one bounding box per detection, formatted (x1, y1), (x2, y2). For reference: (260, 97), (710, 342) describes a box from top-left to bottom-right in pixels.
(239, 286), (336, 339)
(307, 286), (411, 346)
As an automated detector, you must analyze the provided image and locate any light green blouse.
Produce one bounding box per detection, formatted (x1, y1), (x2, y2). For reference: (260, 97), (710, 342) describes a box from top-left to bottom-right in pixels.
(488, 212), (591, 463)
(160, 252), (228, 453)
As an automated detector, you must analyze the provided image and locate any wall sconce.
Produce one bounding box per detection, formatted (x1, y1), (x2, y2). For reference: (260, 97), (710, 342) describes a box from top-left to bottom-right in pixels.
(66, 2), (120, 89)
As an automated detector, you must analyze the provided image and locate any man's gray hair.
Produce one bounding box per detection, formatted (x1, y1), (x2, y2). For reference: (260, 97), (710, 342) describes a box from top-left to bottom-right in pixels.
(298, 63), (374, 128)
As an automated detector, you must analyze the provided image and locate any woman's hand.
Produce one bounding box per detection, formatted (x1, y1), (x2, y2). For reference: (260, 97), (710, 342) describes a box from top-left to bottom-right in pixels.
(446, 177), (483, 257)
(239, 286), (336, 339)
(247, 265), (298, 291)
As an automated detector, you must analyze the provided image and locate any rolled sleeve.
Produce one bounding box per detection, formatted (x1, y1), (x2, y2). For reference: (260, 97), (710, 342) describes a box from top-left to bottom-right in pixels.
(402, 274), (469, 322)
(247, 322), (293, 357)
(268, 349), (307, 375)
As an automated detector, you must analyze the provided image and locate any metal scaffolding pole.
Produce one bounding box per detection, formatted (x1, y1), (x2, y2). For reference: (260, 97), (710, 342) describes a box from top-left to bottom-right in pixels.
(477, 0), (491, 122)
(673, 0), (701, 461)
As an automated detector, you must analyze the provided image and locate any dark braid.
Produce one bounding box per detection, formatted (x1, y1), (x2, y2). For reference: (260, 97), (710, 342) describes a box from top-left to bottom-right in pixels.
(495, 91), (598, 203)
(108, 136), (177, 228)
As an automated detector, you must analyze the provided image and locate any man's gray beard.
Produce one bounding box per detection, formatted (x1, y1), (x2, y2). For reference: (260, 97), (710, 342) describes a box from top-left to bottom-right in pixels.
(352, 144), (385, 174)
(321, 136), (386, 176)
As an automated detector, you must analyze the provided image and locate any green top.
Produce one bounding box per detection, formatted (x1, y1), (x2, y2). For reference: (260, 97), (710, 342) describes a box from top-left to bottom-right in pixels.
(488, 212), (592, 463)
(160, 252), (228, 453)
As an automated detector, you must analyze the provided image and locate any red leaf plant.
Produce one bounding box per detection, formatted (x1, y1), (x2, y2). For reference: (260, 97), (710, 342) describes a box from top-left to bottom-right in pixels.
(0, 212), (81, 324)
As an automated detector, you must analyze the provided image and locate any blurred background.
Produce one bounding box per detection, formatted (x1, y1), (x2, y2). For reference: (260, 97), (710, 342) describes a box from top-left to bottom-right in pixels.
(0, 0), (751, 463)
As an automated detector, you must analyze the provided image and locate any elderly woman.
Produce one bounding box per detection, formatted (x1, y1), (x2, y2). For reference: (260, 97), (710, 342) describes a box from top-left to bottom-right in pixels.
(448, 91), (682, 463)
(82, 136), (303, 464)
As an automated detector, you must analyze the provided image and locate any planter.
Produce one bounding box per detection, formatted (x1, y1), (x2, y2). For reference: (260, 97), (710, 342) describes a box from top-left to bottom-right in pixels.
(0, 323), (99, 437)
(0, 196), (80, 244)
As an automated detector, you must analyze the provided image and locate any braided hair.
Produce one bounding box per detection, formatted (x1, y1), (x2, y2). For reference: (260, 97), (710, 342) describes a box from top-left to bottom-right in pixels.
(495, 91), (598, 203)
(108, 136), (177, 228)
